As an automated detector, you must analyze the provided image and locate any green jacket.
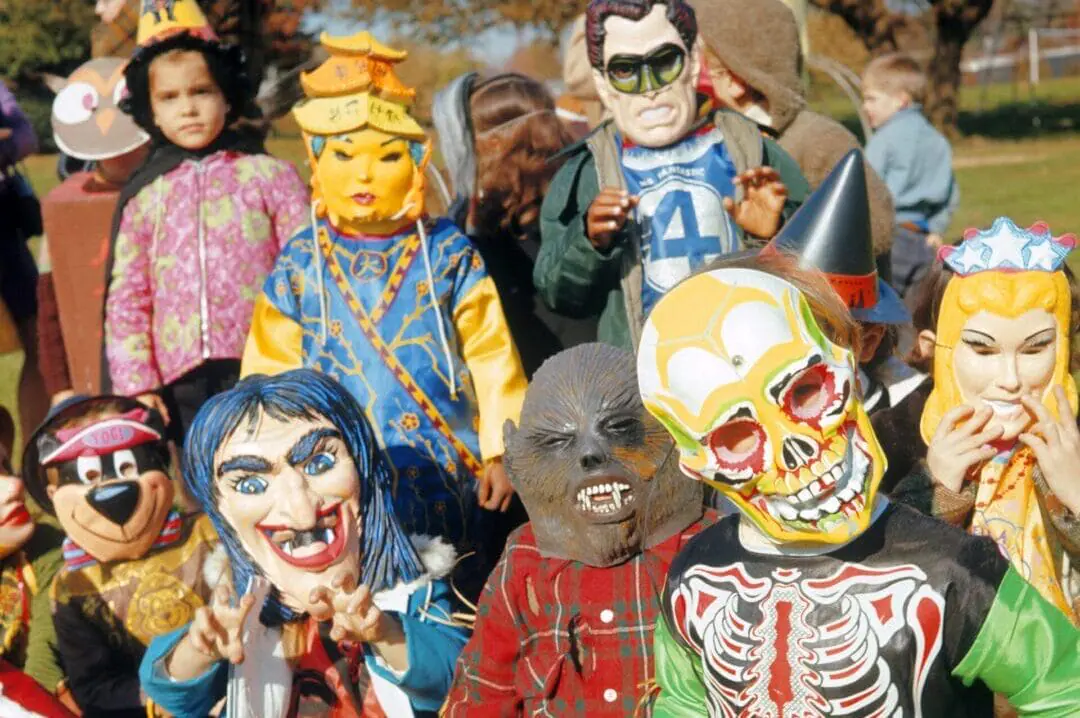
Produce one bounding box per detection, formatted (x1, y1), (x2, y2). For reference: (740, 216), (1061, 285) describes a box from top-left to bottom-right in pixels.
(534, 111), (810, 351)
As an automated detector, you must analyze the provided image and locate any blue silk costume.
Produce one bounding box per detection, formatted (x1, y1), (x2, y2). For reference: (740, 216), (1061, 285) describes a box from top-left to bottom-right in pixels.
(621, 127), (741, 315)
(242, 218), (527, 551)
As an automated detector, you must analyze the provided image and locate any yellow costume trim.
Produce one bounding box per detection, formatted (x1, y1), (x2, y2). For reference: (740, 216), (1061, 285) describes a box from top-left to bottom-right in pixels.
(241, 296), (304, 379)
(319, 31), (408, 60)
(135, 0), (213, 46)
(452, 278), (527, 460)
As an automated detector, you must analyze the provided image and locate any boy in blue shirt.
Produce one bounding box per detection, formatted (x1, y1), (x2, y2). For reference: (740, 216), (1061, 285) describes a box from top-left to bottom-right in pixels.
(863, 53), (960, 296)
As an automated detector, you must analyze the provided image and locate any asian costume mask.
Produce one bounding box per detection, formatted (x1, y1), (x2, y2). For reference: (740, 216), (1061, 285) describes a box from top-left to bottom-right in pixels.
(920, 218), (1078, 617)
(638, 268), (885, 545)
(294, 31), (430, 234)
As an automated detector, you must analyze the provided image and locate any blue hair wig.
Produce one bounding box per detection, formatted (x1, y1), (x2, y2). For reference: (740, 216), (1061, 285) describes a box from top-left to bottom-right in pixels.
(183, 369), (424, 624)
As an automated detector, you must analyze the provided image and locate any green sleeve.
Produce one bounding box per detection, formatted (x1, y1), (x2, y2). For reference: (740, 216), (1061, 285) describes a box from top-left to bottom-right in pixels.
(762, 136), (811, 223)
(652, 614), (709, 717)
(22, 525), (65, 692)
(534, 150), (624, 319)
(953, 567), (1080, 717)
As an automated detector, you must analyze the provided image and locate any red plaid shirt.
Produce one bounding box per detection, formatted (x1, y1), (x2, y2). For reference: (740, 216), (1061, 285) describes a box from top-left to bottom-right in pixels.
(444, 514), (715, 716)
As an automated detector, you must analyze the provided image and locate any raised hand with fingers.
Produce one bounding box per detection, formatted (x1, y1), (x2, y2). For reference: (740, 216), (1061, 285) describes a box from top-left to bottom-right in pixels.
(723, 167), (788, 240)
(167, 584), (256, 682)
(586, 188), (638, 250)
(477, 458), (514, 513)
(308, 569), (408, 672)
(1020, 386), (1080, 515)
(926, 405), (1005, 493)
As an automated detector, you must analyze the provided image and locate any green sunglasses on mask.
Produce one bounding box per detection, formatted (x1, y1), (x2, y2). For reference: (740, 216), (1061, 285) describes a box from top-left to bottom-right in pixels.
(605, 43), (687, 95)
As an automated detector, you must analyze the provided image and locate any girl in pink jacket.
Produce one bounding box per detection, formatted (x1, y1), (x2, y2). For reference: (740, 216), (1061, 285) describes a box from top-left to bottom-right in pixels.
(104, 11), (308, 441)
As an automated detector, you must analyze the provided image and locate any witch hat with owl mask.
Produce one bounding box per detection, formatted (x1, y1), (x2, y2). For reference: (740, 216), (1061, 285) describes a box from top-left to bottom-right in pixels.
(765, 149), (910, 325)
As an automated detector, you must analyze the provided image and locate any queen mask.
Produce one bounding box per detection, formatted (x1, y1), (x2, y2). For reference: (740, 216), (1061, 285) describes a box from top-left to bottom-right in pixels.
(637, 268), (885, 544)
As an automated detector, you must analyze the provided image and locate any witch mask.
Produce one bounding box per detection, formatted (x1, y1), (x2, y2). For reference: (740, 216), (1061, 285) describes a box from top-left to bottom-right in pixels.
(638, 268), (886, 545)
(503, 343), (702, 567)
(23, 397), (174, 563)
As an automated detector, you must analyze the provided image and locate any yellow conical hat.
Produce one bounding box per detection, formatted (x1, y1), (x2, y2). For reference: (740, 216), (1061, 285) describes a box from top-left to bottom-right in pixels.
(293, 31), (424, 140)
(136, 0), (217, 47)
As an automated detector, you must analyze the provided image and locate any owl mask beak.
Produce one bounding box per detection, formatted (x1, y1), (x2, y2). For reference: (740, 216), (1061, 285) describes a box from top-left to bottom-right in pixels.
(96, 108), (116, 135)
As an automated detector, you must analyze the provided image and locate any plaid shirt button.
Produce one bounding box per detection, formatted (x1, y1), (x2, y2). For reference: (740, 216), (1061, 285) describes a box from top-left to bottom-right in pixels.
(603, 689), (618, 703)
(600, 609), (614, 623)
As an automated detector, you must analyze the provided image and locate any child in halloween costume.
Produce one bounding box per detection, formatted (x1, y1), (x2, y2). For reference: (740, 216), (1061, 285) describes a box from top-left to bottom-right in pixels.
(241, 33), (527, 570)
(637, 257), (1080, 716)
(694, 0), (896, 269)
(444, 343), (713, 715)
(892, 219), (1080, 622)
(22, 396), (220, 717)
(103, 0), (309, 441)
(139, 370), (469, 717)
(38, 57), (151, 403)
(535, 0), (810, 351)
(0, 406), (68, 710)
(764, 150), (926, 425)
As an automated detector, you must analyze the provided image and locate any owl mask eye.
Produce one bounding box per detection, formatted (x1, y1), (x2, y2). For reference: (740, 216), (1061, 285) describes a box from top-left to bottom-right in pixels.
(113, 77), (129, 106)
(54, 83), (100, 125)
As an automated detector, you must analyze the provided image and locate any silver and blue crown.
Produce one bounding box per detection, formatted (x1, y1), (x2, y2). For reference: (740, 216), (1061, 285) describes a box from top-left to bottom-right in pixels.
(940, 217), (1076, 276)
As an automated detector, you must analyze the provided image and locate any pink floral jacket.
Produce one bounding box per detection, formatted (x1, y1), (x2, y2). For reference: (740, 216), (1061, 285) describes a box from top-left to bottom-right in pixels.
(104, 152), (310, 395)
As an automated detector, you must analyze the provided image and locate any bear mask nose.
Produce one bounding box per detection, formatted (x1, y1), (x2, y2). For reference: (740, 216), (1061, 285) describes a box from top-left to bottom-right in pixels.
(86, 481), (141, 526)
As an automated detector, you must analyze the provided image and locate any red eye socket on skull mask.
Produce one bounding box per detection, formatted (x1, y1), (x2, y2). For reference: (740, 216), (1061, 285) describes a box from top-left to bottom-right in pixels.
(707, 419), (767, 478)
(782, 363), (839, 428)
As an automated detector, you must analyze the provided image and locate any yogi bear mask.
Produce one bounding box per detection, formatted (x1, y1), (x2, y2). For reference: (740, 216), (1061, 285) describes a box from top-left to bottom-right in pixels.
(24, 397), (175, 563)
(504, 343), (703, 567)
(637, 268), (886, 545)
(590, 2), (702, 149)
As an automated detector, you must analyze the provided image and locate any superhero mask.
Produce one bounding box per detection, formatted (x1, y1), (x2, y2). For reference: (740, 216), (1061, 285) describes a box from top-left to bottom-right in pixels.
(211, 414), (362, 614)
(295, 32), (431, 236)
(638, 268), (886, 545)
(23, 397), (174, 563)
(922, 218), (1079, 444)
(591, 3), (702, 148)
(504, 343), (703, 567)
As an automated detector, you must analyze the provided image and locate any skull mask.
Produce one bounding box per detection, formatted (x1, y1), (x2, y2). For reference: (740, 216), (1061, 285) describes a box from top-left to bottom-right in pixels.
(637, 268), (885, 545)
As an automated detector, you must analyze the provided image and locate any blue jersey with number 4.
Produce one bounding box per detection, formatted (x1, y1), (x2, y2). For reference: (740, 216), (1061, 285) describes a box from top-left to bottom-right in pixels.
(620, 127), (741, 315)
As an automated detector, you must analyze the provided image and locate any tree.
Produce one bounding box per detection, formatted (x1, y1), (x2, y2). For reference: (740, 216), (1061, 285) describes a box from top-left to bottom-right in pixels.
(0, 0), (96, 82)
(810, 0), (995, 135)
(266, 0), (320, 70)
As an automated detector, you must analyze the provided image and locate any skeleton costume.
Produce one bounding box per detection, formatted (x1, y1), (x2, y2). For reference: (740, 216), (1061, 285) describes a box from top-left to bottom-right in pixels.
(637, 268), (1080, 716)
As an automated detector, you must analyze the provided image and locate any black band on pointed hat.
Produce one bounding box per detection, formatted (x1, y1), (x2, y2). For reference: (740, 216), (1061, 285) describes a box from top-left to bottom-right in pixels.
(765, 149), (878, 308)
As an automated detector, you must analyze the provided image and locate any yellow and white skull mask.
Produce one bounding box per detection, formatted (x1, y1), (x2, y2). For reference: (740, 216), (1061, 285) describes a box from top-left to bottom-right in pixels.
(637, 268), (885, 545)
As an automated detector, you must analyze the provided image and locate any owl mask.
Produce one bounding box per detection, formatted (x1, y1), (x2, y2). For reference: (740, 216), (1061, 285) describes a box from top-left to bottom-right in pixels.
(637, 268), (886, 545)
(49, 58), (150, 162)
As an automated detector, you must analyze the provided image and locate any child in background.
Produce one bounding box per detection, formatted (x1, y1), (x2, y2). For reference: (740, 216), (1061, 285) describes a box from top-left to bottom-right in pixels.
(862, 53), (960, 296)
(104, 0), (309, 442)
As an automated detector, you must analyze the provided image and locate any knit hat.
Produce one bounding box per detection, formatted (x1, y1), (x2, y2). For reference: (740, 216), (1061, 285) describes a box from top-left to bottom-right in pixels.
(135, 0), (217, 47)
(693, 0), (806, 132)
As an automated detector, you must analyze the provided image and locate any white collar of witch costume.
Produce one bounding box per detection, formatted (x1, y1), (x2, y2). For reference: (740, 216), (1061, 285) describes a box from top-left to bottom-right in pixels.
(218, 534), (458, 718)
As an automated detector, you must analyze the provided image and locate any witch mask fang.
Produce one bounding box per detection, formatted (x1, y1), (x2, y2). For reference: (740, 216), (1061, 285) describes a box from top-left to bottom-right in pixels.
(637, 268), (886, 544)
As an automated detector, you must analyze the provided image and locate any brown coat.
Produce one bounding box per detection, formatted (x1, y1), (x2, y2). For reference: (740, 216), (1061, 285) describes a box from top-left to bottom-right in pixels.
(694, 0), (895, 256)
